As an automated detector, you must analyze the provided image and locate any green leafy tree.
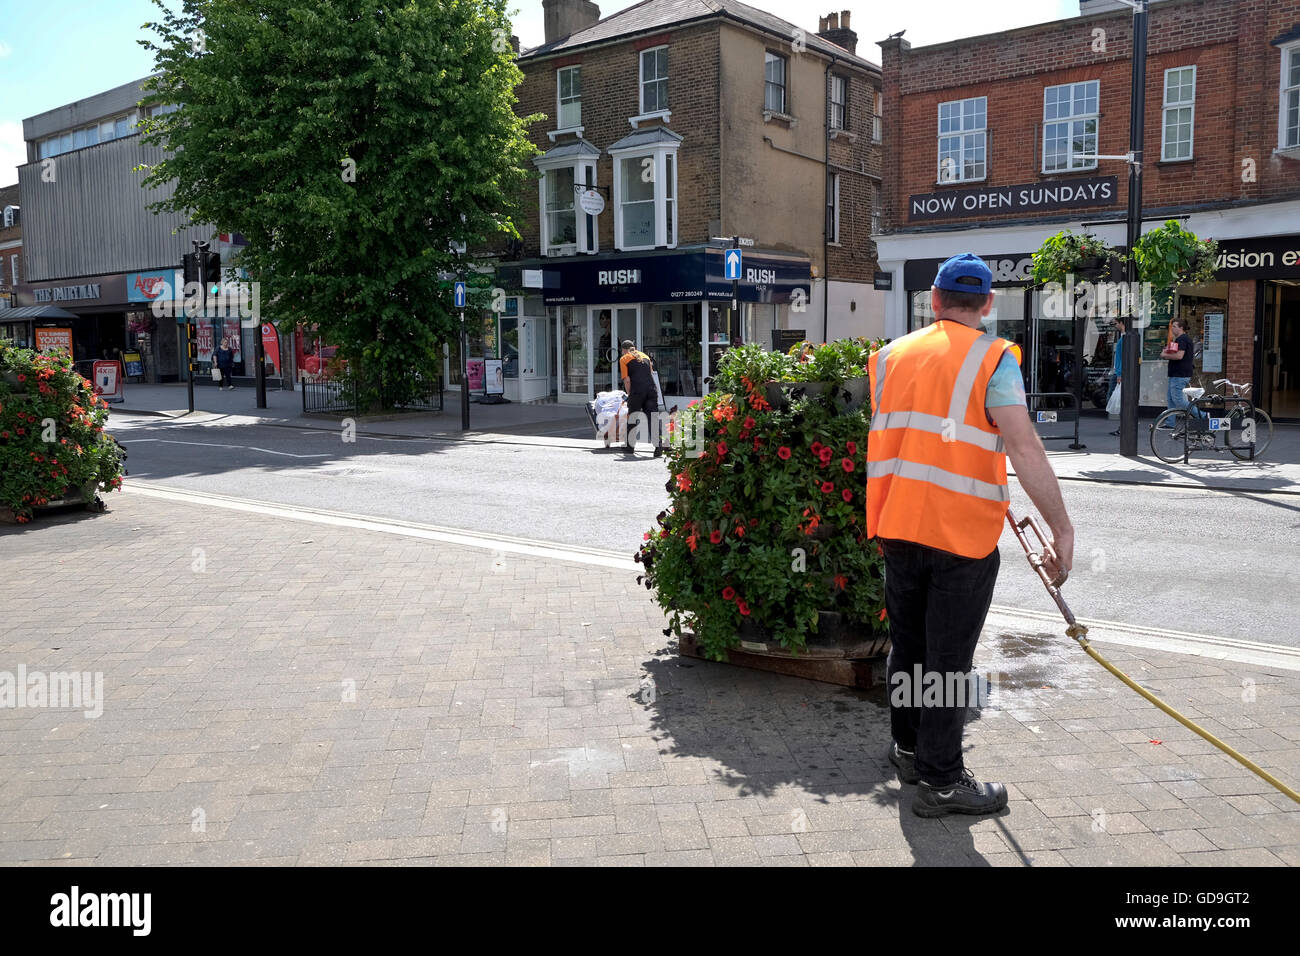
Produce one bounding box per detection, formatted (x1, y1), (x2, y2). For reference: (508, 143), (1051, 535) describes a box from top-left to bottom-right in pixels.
(139, 0), (540, 409)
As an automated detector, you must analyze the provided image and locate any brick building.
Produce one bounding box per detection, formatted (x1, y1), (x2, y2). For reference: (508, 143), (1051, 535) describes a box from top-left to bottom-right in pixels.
(0, 184), (22, 334)
(875, 0), (1300, 420)
(490, 0), (884, 405)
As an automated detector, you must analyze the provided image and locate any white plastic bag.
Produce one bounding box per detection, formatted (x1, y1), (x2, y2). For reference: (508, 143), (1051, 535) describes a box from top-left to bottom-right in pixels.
(1106, 382), (1121, 417)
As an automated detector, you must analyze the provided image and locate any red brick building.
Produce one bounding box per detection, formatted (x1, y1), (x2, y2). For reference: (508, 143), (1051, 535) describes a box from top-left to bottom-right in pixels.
(875, 0), (1300, 419)
(0, 183), (22, 338)
(487, 0), (884, 405)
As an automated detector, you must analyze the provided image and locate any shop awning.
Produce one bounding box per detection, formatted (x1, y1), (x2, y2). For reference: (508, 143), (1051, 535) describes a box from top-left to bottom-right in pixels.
(1, 305), (80, 320)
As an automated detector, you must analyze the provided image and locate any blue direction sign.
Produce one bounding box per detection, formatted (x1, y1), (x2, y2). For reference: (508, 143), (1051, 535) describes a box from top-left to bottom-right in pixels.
(724, 249), (742, 280)
(453, 281), (467, 308)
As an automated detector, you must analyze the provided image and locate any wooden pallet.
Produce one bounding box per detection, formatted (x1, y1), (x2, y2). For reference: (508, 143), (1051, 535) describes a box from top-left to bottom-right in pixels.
(679, 633), (888, 689)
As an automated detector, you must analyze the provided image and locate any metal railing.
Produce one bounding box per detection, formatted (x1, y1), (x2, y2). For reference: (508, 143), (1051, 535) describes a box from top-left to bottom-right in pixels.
(1024, 390), (1084, 450)
(300, 376), (443, 415)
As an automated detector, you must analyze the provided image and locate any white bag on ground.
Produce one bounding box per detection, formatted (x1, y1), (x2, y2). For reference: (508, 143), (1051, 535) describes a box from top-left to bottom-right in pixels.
(1106, 383), (1121, 417)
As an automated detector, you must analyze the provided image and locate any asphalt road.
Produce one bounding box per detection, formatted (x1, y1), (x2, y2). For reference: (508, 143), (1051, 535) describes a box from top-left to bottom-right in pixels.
(106, 412), (1299, 648)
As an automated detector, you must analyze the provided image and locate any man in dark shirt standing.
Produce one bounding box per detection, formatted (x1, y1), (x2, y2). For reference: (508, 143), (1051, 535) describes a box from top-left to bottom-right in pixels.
(619, 340), (662, 457)
(1162, 319), (1200, 421)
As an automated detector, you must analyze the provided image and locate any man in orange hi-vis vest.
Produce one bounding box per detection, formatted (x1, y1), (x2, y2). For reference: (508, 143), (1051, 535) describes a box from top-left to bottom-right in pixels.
(868, 253), (1074, 818)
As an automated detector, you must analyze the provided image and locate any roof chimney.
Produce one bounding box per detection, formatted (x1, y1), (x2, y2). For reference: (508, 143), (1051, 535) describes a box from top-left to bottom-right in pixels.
(817, 9), (858, 55)
(543, 0), (602, 44)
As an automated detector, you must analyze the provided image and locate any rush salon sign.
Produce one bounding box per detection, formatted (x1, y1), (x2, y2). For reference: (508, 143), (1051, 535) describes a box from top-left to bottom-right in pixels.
(909, 176), (1118, 222)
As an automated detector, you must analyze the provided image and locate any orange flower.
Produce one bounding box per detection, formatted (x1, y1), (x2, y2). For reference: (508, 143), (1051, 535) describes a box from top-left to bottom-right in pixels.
(878, 608), (888, 622)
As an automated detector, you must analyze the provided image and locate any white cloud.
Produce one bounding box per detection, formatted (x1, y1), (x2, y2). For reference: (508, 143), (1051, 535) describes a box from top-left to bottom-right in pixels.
(0, 40), (11, 59)
(0, 122), (27, 188)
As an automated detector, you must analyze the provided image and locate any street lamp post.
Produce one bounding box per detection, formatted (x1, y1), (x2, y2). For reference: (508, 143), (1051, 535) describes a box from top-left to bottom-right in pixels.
(1119, 0), (1149, 457)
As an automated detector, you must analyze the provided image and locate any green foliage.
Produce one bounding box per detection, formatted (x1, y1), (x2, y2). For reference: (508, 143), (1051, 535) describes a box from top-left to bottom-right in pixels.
(637, 340), (888, 661)
(0, 344), (126, 522)
(1030, 230), (1112, 285)
(138, 0), (542, 409)
(1132, 219), (1219, 291)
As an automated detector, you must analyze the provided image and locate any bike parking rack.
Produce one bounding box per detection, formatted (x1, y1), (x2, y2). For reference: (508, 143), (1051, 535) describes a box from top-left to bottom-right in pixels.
(1024, 391), (1085, 450)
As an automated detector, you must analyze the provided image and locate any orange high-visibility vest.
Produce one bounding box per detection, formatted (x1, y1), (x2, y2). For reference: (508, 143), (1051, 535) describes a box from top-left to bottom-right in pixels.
(867, 320), (1014, 559)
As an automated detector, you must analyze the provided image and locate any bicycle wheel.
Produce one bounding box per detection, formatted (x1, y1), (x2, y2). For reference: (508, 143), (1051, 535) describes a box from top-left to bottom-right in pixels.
(1150, 409), (1188, 463)
(1229, 406), (1273, 461)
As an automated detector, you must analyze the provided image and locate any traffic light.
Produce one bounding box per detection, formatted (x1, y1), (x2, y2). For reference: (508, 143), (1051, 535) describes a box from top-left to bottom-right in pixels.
(182, 252), (200, 287)
(202, 252), (222, 296)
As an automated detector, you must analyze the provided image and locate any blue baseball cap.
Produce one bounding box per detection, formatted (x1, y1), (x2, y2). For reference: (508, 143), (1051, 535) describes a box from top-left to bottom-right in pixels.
(933, 253), (992, 296)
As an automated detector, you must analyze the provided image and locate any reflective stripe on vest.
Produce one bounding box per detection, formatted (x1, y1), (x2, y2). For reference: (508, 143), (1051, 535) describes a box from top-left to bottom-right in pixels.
(869, 410), (1005, 453)
(866, 457), (1010, 503)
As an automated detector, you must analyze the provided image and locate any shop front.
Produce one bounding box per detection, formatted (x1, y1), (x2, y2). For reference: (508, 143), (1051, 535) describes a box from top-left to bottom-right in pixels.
(503, 246), (812, 406)
(15, 274), (134, 379)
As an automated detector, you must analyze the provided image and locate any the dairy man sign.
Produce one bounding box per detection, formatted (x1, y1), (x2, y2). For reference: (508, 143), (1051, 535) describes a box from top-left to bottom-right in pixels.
(908, 176), (1118, 222)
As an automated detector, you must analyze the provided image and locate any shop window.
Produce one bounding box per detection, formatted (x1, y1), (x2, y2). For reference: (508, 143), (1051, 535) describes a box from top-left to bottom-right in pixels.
(938, 96), (986, 183)
(1161, 66), (1196, 162)
(1042, 80), (1098, 173)
(830, 75), (847, 131)
(765, 52), (787, 114)
(559, 306), (588, 395)
(643, 303), (702, 397)
(558, 66), (581, 130)
(640, 47), (668, 115)
(1282, 42), (1300, 150)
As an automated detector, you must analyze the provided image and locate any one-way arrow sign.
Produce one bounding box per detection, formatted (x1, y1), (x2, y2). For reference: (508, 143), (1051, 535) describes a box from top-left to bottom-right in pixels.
(724, 249), (742, 280)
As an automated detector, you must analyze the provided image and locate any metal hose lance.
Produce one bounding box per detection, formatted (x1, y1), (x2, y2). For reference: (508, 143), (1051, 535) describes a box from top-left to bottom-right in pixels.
(1005, 509), (1300, 806)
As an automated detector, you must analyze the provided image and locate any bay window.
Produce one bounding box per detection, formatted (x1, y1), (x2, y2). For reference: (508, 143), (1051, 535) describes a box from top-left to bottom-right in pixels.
(535, 141), (600, 256)
(609, 127), (682, 251)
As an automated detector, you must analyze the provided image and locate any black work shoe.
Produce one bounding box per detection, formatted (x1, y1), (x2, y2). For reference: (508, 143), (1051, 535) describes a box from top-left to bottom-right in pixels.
(653, 447), (664, 458)
(913, 769), (1008, 818)
(887, 742), (920, 785)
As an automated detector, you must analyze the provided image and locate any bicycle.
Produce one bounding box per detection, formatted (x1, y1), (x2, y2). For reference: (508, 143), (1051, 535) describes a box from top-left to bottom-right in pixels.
(1149, 378), (1273, 464)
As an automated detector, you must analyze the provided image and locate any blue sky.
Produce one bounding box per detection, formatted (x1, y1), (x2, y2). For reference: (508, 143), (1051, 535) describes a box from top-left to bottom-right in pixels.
(0, 0), (1080, 186)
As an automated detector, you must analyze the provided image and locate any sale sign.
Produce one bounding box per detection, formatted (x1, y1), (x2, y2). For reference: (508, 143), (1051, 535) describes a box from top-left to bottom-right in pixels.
(196, 323), (214, 363)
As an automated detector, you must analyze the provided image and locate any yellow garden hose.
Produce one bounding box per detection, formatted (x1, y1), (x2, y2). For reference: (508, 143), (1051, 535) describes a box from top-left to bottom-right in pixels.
(1006, 510), (1300, 806)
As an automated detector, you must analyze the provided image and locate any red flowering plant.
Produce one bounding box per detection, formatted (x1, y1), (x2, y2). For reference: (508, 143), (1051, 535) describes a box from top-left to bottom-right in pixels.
(636, 340), (888, 660)
(0, 343), (127, 523)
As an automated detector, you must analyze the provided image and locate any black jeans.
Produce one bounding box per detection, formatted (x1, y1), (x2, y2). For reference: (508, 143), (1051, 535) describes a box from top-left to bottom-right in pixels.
(883, 537), (1000, 786)
(625, 391), (658, 449)
(219, 368), (232, 387)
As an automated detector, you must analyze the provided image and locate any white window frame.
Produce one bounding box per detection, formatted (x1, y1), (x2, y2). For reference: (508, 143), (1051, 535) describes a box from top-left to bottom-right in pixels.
(765, 51), (787, 114)
(536, 157), (598, 256)
(830, 75), (847, 131)
(826, 173), (840, 244)
(2, 206), (16, 229)
(610, 145), (679, 252)
(870, 183), (881, 237)
(557, 66), (582, 132)
(1281, 41), (1300, 151)
(1161, 65), (1196, 162)
(937, 95), (987, 183)
(639, 46), (669, 117)
(872, 91), (882, 142)
(10, 255), (17, 287)
(1042, 80), (1100, 173)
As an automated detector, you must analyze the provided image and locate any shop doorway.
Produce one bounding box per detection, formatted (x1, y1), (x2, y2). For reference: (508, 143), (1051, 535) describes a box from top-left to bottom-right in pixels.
(1261, 281), (1300, 421)
(589, 305), (641, 394)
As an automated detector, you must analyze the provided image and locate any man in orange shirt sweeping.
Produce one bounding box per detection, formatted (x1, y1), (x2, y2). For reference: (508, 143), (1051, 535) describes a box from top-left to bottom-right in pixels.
(867, 253), (1074, 818)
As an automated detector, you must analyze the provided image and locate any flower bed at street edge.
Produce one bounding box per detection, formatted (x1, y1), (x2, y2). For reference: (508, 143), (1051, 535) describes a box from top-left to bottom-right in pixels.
(636, 340), (887, 661)
(0, 343), (126, 523)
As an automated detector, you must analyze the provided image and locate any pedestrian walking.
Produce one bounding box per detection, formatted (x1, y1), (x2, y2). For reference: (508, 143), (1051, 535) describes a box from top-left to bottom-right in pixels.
(867, 253), (1074, 818)
(619, 341), (662, 457)
(1160, 319), (1198, 420)
(214, 338), (235, 390)
(1107, 317), (1126, 436)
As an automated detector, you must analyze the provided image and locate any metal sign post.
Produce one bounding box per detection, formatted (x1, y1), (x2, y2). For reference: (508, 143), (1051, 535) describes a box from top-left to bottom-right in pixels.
(455, 280), (469, 431)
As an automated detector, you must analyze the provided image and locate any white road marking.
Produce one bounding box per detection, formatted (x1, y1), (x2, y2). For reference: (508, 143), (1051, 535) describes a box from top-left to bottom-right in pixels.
(121, 482), (1300, 669)
(125, 438), (328, 459)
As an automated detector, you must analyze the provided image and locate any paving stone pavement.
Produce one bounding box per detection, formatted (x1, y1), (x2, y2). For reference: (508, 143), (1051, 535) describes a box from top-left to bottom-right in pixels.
(1, 491), (1297, 866)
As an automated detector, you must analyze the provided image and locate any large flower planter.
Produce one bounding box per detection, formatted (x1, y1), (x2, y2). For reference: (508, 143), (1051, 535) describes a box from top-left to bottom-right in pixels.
(639, 340), (890, 688)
